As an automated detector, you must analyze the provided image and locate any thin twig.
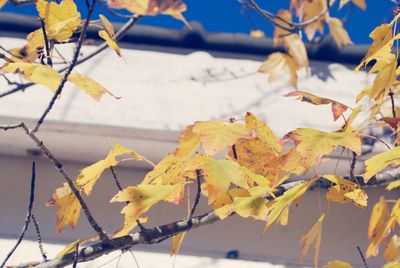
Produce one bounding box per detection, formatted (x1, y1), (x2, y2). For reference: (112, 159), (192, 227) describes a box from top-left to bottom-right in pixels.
(188, 170), (202, 221)
(97, 0), (133, 19)
(31, 214), (48, 262)
(39, 17), (53, 67)
(0, 162), (36, 268)
(350, 151), (357, 181)
(389, 89), (397, 117)
(357, 246), (369, 268)
(72, 243), (79, 268)
(31, 0), (97, 134)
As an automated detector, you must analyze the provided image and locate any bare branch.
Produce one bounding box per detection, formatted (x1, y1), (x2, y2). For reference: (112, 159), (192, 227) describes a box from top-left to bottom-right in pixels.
(31, 214), (48, 262)
(0, 162), (36, 268)
(357, 246), (369, 268)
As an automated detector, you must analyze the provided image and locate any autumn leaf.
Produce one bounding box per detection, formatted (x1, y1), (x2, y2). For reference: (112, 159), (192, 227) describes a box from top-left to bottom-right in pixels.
(273, 10), (292, 46)
(173, 124), (200, 159)
(299, 212), (326, 268)
(0, 0), (7, 9)
(170, 232), (186, 256)
(46, 183), (81, 234)
(67, 71), (120, 101)
(327, 17), (352, 48)
(111, 184), (183, 237)
(285, 91), (348, 121)
(364, 146), (400, 183)
(298, 0), (327, 40)
(323, 175), (367, 208)
(192, 120), (250, 156)
(141, 154), (186, 186)
(36, 0), (81, 41)
(387, 180), (400, 191)
(245, 112), (282, 153)
(23, 29), (45, 63)
(1, 62), (61, 91)
(259, 52), (298, 88)
(56, 235), (98, 257)
(384, 235), (400, 261)
(284, 128), (361, 170)
(107, 0), (189, 26)
(356, 23), (400, 71)
(250, 29), (265, 39)
(98, 14), (122, 57)
(264, 179), (316, 233)
(322, 260), (353, 268)
(339, 0), (366, 10)
(283, 34), (309, 68)
(76, 142), (153, 195)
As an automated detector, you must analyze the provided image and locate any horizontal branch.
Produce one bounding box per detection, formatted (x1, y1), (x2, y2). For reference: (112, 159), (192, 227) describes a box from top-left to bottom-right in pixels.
(11, 172), (399, 268)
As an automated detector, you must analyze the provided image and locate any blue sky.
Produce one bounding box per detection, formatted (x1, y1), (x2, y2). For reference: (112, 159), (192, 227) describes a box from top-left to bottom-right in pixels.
(2, 0), (398, 44)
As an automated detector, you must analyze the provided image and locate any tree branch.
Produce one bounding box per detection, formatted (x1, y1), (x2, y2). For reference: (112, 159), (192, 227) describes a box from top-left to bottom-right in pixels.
(0, 162), (36, 268)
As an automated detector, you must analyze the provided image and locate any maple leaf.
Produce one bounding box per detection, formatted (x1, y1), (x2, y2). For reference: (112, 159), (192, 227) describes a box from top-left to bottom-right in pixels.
(76, 142), (153, 195)
(384, 235), (400, 262)
(259, 52), (298, 88)
(107, 0), (189, 26)
(0, 0), (7, 9)
(228, 137), (280, 185)
(192, 120), (250, 156)
(355, 23), (400, 71)
(339, 0), (366, 10)
(387, 180), (400, 191)
(36, 0), (81, 41)
(250, 29), (265, 39)
(322, 260), (353, 268)
(1, 62), (61, 91)
(46, 183), (81, 234)
(173, 124), (200, 159)
(141, 154), (186, 185)
(284, 128), (361, 170)
(98, 14), (122, 57)
(298, 0), (327, 40)
(245, 112), (282, 153)
(286, 91), (348, 121)
(364, 146), (400, 183)
(327, 17), (352, 48)
(110, 184), (183, 237)
(264, 179), (316, 233)
(299, 212), (326, 268)
(22, 29), (45, 63)
(283, 34), (309, 68)
(215, 186), (270, 220)
(67, 71), (120, 101)
(273, 10), (292, 46)
(170, 232), (186, 256)
(56, 235), (98, 257)
(357, 55), (397, 105)
(323, 175), (367, 208)
(186, 155), (251, 204)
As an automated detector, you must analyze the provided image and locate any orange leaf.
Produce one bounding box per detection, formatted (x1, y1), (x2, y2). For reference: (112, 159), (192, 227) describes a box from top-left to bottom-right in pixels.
(170, 232), (186, 256)
(273, 10), (292, 46)
(259, 52), (298, 88)
(327, 17), (352, 48)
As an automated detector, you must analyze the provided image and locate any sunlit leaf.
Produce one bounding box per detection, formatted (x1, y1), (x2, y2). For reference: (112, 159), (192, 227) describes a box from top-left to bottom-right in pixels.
(286, 91), (348, 121)
(170, 232), (186, 256)
(364, 146), (400, 183)
(67, 71), (120, 101)
(56, 235), (98, 257)
(259, 52), (298, 88)
(273, 10), (292, 46)
(0, 0), (7, 9)
(98, 30), (122, 57)
(324, 175), (368, 208)
(250, 29), (265, 39)
(173, 124), (200, 159)
(283, 34), (309, 68)
(384, 235), (400, 261)
(322, 260), (353, 268)
(387, 180), (400, 191)
(327, 17), (352, 48)
(339, 0), (366, 10)
(298, 0), (327, 40)
(299, 212), (326, 268)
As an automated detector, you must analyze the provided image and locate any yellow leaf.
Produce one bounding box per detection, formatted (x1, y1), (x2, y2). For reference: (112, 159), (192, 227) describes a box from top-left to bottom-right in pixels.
(364, 146), (400, 183)
(76, 142), (153, 195)
(99, 14), (115, 37)
(284, 128), (361, 170)
(259, 52), (298, 88)
(324, 175), (367, 208)
(36, 0), (81, 41)
(387, 180), (400, 191)
(112, 217), (148, 238)
(1, 62), (61, 92)
(192, 120), (250, 156)
(56, 235), (98, 257)
(186, 155), (251, 204)
(215, 186), (270, 220)
(357, 55), (397, 105)
(339, 0), (366, 10)
(67, 71), (119, 101)
(111, 184), (183, 237)
(327, 17), (352, 48)
(283, 34), (309, 68)
(170, 232), (186, 256)
(299, 212), (326, 268)
(229, 137), (280, 186)
(264, 179), (316, 233)
(286, 91), (348, 121)
(45, 183), (81, 234)
(99, 30), (122, 57)
(366, 196), (390, 257)
(322, 260), (353, 268)
(384, 235), (400, 261)
(0, 0), (7, 10)
(141, 154), (186, 185)
(173, 124), (200, 159)
(356, 23), (400, 71)
(298, 0), (327, 40)
(273, 10), (292, 46)
(383, 260), (400, 268)
(250, 29), (265, 39)
(245, 112), (282, 153)
(23, 29), (45, 63)
(108, 0), (189, 25)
